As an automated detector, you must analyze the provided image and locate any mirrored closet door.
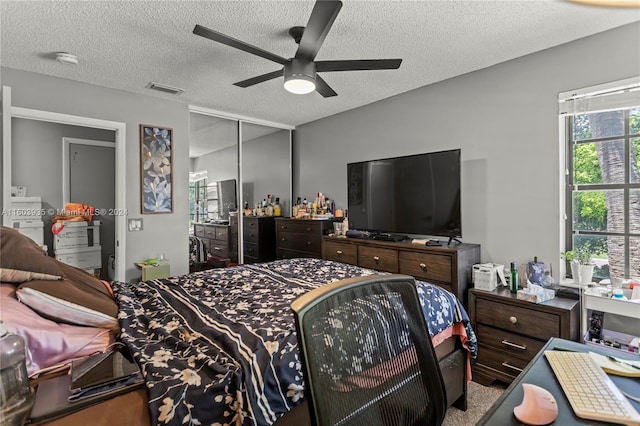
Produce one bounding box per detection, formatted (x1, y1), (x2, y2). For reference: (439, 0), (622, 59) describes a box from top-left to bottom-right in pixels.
(239, 122), (291, 264)
(189, 112), (239, 265)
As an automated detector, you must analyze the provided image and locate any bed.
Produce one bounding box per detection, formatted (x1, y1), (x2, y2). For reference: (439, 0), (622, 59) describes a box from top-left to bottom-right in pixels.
(112, 258), (477, 426)
(1, 224), (475, 425)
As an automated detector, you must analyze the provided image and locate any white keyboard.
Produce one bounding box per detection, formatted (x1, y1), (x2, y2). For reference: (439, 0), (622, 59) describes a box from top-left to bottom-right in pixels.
(545, 350), (640, 425)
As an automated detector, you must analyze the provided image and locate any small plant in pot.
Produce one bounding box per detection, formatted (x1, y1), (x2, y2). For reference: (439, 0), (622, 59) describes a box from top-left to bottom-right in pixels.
(561, 249), (594, 285)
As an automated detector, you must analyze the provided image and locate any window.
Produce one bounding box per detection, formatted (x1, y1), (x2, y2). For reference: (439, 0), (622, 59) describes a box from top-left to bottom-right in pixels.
(562, 78), (640, 280)
(189, 171), (208, 231)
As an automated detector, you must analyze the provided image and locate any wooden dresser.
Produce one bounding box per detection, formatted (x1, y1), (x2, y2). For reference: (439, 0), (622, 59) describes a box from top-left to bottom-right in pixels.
(469, 287), (579, 385)
(193, 223), (235, 263)
(275, 218), (337, 259)
(322, 236), (480, 307)
(241, 216), (276, 263)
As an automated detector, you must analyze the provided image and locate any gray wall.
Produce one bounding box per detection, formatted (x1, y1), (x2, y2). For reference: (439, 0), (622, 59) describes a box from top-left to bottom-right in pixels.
(242, 129), (290, 215)
(294, 22), (640, 279)
(2, 68), (190, 280)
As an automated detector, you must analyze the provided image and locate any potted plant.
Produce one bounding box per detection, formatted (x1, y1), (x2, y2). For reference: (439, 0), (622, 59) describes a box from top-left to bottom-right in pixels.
(562, 249), (594, 285)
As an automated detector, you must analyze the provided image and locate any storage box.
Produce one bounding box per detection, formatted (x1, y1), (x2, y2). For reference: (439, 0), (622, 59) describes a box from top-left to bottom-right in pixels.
(53, 220), (101, 248)
(473, 263), (505, 291)
(6, 196), (42, 222)
(517, 288), (555, 304)
(55, 245), (102, 270)
(12, 221), (44, 245)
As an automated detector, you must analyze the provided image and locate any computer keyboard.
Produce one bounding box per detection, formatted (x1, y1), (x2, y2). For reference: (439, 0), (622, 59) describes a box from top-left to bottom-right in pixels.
(544, 350), (640, 425)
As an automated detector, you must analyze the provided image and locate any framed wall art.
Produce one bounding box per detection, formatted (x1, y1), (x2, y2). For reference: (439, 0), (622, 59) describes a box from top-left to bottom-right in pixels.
(140, 125), (173, 213)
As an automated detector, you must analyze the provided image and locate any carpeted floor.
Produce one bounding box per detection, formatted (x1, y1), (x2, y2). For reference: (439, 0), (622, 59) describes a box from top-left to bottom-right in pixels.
(442, 381), (507, 425)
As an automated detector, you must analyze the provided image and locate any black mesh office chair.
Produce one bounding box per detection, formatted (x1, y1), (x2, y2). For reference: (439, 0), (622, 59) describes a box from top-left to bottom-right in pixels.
(291, 274), (447, 426)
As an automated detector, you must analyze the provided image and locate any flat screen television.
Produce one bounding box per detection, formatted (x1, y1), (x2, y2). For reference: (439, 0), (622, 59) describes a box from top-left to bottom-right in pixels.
(207, 178), (237, 223)
(347, 149), (461, 239)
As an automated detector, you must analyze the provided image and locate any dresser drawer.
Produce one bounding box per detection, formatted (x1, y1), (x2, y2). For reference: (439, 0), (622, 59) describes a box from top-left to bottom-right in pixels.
(204, 226), (217, 239)
(399, 251), (452, 283)
(325, 241), (357, 265)
(244, 226), (260, 244)
(206, 240), (229, 258)
(279, 248), (316, 259)
(194, 224), (206, 238)
(358, 246), (398, 272)
(475, 324), (544, 361)
(244, 241), (258, 258)
(276, 220), (319, 234)
(475, 346), (530, 379)
(476, 299), (560, 341)
(215, 227), (228, 240)
(278, 232), (322, 253)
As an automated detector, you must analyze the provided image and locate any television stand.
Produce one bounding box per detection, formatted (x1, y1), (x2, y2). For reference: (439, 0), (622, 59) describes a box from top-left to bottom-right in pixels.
(447, 237), (462, 246)
(371, 233), (408, 242)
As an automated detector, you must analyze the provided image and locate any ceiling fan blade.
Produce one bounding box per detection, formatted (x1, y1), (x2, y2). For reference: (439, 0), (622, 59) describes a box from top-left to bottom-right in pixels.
(194, 24), (287, 65)
(295, 0), (342, 61)
(234, 70), (283, 88)
(315, 75), (338, 98)
(316, 59), (402, 72)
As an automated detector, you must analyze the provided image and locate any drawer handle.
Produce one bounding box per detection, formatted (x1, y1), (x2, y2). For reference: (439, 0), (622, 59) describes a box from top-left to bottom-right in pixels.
(501, 362), (523, 373)
(373, 256), (380, 262)
(306, 228), (311, 231)
(336, 250), (343, 255)
(419, 262), (427, 271)
(248, 233), (254, 237)
(306, 241), (312, 245)
(281, 225), (287, 229)
(213, 247), (222, 251)
(501, 340), (527, 351)
(509, 316), (518, 324)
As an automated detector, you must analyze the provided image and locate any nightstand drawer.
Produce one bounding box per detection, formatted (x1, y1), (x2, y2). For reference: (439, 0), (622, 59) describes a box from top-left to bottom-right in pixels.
(475, 324), (545, 361)
(476, 299), (560, 341)
(476, 346), (530, 379)
(358, 246), (398, 272)
(324, 241), (357, 265)
(399, 251), (451, 283)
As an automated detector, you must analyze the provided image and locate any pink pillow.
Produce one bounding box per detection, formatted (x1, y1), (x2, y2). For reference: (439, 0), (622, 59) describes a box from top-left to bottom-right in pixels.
(0, 284), (115, 377)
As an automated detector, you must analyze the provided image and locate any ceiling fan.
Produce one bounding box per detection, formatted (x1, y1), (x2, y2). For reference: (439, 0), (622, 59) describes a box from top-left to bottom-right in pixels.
(193, 0), (402, 97)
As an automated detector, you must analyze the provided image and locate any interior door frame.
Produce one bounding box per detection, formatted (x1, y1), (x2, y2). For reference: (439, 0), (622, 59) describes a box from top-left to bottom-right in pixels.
(2, 85), (127, 281)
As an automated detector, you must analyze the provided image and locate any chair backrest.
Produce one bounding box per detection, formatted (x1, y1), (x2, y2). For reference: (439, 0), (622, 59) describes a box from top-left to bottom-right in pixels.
(291, 274), (447, 426)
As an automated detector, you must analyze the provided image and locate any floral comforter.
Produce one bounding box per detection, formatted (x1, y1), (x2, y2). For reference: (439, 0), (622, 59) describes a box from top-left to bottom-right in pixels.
(113, 258), (477, 426)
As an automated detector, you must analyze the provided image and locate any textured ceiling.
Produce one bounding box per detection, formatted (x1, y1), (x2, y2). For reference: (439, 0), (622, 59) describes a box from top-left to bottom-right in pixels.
(1, 0), (639, 130)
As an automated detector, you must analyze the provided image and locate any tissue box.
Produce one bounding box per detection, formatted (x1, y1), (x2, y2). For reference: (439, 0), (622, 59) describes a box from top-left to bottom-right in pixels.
(473, 263), (504, 291)
(517, 288), (555, 304)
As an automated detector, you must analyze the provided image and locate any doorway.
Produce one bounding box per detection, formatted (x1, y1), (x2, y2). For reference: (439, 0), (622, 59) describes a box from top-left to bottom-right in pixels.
(63, 138), (116, 279)
(2, 85), (127, 281)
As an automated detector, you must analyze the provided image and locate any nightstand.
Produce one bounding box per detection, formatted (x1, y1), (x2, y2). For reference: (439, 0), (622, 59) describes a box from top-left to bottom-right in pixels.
(137, 261), (170, 281)
(469, 287), (579, 385)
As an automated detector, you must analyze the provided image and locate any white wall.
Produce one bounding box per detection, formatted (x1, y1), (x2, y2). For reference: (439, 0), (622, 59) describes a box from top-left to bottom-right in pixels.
(293, 22), (640, 279)
(1, 68), (190, 280)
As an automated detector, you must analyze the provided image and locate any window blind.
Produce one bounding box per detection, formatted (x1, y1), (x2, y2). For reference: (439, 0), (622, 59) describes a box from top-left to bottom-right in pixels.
(559, 76), (640, 115)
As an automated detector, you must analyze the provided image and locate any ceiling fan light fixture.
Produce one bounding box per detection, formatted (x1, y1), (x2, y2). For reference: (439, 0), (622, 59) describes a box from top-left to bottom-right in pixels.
(284, 59), (316, 95)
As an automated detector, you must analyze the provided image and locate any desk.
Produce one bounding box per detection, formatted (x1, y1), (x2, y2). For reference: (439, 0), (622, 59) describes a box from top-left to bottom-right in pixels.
(478, 337), (640, 425)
